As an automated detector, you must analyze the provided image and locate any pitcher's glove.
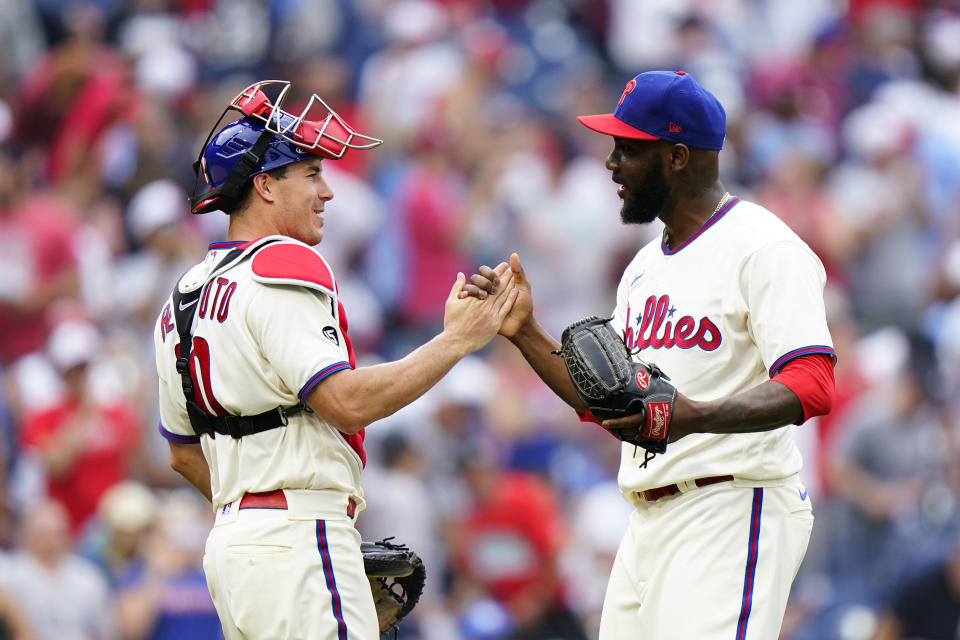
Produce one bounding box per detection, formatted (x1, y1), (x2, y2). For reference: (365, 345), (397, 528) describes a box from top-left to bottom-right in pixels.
(555, 316), (677, 460)
(362, 538), (426, 636)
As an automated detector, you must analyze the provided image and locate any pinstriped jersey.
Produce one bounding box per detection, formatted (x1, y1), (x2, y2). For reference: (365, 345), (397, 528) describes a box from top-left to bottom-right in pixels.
(611, 197), (835, 494)
(154, 236), (364, 507)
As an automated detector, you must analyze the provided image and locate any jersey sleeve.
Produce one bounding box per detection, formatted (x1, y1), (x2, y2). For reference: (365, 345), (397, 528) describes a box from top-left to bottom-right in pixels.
(245, 283), (352, 403)
(741, 241), (836, 376)
(154, 299), (199, 444)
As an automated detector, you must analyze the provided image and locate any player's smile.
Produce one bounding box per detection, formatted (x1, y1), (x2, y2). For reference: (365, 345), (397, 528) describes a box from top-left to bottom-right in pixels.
(612, 173), (632, 204)
(274, 159), (334, 245)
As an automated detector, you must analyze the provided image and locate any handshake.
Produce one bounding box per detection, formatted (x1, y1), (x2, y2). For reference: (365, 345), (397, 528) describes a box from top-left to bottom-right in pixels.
(441, 253), (532, 355)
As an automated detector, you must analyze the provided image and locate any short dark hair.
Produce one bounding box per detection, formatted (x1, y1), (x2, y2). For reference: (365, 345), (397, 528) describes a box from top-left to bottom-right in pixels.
(231, 164), (289, 214)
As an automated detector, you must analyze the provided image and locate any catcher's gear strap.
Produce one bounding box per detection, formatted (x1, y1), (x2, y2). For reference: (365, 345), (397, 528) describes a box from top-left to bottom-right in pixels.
(770, 353), (835, 424)
(171, 238), (301, 439)
(250, 241), (338, 299)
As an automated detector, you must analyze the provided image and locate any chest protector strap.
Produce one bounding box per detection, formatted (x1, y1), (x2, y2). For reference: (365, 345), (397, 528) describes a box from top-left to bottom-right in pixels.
(171, 245), (301, 439)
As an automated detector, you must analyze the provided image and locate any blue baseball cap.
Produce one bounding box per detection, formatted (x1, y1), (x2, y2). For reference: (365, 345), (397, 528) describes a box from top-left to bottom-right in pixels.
(578, 70), (726, 150)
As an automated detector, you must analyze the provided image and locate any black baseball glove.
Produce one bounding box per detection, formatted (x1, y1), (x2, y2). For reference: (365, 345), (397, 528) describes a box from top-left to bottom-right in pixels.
(361, 538), (426, 636)
(555, 316), (677, 461)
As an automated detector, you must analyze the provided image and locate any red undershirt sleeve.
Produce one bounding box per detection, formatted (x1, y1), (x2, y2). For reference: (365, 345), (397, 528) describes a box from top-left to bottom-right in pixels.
(771, 353), (836, 424)
(577, 352), (835, 432)
(578, 408), (601, 425)
(578, 408), (625, 442)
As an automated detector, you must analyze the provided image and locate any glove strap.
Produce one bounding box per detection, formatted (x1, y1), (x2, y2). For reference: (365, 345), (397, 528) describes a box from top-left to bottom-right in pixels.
(640, 400), (673, 441)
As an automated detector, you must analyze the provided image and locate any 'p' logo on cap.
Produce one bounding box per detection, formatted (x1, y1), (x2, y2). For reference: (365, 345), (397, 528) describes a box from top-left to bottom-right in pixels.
(617, 80), (637, 107)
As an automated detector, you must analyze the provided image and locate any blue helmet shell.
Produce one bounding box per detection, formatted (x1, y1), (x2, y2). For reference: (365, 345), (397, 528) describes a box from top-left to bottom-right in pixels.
(200, 116), (309, 189)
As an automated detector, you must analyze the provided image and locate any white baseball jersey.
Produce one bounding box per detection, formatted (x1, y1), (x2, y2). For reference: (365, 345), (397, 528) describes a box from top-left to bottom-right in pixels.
(154, 235), (365, 508)
(610, 197), (835, 495)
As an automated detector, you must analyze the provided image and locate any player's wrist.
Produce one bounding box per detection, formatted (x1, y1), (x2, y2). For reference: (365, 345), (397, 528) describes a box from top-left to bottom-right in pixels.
(435, 330), (479, 358)
(506, 315), (540, 344)
(670, 393), (708, 438)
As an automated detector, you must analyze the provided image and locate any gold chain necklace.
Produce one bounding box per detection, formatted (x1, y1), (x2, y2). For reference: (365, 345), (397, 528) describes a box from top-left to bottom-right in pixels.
(713, 191), (732, 215)
(664, 191), (731, 247)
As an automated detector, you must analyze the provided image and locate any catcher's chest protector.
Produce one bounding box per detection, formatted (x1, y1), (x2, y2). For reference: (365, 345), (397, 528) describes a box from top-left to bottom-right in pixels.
(171, 239), (301, 439)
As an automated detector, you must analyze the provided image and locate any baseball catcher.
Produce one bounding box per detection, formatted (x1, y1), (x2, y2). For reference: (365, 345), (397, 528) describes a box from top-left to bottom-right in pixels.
(156, 77), (516, 640)
(362, 539), (426, 636)
(555, 316), (676, 464)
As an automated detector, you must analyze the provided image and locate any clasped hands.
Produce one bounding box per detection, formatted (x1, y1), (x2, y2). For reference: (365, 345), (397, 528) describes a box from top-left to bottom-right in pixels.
(456, 253), (533, 339)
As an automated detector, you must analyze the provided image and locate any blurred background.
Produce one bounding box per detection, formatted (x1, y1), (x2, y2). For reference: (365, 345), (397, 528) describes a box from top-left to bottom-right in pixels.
(0, 0), (958, 639)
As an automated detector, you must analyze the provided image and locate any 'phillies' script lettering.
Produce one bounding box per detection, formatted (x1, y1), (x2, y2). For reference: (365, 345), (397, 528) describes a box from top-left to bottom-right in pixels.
(624, 295), (722, 351)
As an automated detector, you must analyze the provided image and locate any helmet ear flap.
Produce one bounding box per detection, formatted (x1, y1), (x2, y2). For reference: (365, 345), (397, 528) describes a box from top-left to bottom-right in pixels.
(190, 184), (238, 215)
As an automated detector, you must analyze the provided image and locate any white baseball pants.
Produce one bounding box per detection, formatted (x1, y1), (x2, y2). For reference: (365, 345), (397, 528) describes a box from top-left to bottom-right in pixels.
(203, 490), (378, 640)
(599, 478), (813, 640)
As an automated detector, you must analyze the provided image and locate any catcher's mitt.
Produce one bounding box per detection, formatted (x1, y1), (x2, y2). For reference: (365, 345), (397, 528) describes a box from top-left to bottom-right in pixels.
(362, 538), (426, 636)
(555, 316), (677, 463)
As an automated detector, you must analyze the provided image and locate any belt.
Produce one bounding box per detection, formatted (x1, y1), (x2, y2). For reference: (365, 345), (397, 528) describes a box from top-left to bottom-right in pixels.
(640, 475), (734, 503)
(238, 490), (358, 518)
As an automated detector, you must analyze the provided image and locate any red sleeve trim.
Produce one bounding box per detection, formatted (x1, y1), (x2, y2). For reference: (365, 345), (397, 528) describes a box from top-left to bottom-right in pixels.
(577, 408), (624, 442)
(578, 408), (601, 425)
(771, 353), (835, 424)
(251, 243), (336, 292)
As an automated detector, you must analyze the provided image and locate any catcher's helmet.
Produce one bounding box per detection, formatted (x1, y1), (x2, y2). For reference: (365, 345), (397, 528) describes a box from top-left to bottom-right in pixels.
(191, 80), (382, 214)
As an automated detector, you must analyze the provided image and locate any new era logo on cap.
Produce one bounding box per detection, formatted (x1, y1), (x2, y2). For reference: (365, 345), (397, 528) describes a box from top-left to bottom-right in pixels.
(577, 70), (726, 150)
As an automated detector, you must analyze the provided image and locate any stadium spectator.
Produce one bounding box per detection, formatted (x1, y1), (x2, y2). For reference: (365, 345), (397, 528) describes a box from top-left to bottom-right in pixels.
(0, 150), (79, 365)
(114, 491), (220, 640)
(871, 540), (960, 640)
(19, 320), (140, 533)
(0, 499), (114, 640)
(79, 480), (158, 587)
(825, 330), (960, 606)
(452, 454), (585, 640)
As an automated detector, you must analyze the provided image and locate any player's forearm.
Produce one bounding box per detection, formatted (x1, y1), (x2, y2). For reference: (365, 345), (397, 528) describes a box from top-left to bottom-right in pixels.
(168, 442), (212, 502)
(306, 331), (475, 433)
(508, 319), (585, 411)
(674, 380), (802, 438)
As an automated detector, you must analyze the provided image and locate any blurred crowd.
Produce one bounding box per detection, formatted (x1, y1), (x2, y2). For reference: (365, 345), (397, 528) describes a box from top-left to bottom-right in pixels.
(0, 0), (959, 639)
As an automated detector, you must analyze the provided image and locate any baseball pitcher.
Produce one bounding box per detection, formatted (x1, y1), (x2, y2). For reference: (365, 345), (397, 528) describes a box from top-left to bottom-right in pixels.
(465, 70), (836, 639)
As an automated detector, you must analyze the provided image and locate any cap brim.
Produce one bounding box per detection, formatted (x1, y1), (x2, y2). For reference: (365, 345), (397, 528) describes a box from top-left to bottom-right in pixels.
(577, 114), (660, 140)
